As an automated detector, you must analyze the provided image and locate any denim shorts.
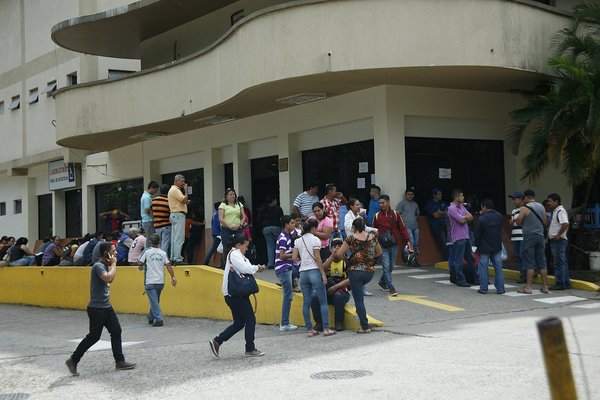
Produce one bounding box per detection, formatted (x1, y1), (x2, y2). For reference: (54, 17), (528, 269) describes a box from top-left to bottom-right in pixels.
(521, 234), (546, 270)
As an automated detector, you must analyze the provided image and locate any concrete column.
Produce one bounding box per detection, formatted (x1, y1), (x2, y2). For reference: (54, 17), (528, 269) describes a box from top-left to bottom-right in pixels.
(232, 143), (251, 209)
(277, 132), (302, 214)
(26, 177), (37, 240)
(81, 170), (96, 234)
(52, 191), (66, 237)
(203, 148), (224, 220)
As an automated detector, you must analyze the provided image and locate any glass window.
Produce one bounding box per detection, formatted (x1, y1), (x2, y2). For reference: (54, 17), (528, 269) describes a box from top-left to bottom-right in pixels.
(95, 179), (143, 233)
(0, 202), (6, 216)
(14, 199), (22, 214)
(0, 101), (4, 115)
(9, 95), (20, 110)
(162, 168), (204, 220)
(28, 88), (39, 104)
(42, 80), (57, 96)
(108, 69), (133, 79)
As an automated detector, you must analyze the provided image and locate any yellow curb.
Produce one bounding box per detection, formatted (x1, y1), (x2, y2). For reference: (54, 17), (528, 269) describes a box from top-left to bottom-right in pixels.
(433, 262), (600, 292)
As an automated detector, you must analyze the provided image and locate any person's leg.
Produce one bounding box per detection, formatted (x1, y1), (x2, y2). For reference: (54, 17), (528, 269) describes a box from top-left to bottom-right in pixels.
(220, 229), (232, 268)
(448, 244), (456, 283)
(308, 269), (329, 330)
(521, 235), (536, 292)
(11, 258), (29, 266)
(491, 250), (505, 293)
(145, 284), (161, 322)
(387, 245), (399, 291)
(333, 291), (350, 324)
(534, 236), (548, 291)
(561, 239), (570, 288)
(170, 213), (185, 263)
(142, 222), (155, 247)
(464, 243), (478, 284)
(379, 248), (392, 289)
(453, 240), (468, 284)
(71, 307), (106, 363)
(279, 270), (293, 326)
(512, 240), (524, 282)
(203, 236), (221, 265)
(104, 307), (124, 362)
(349, 271), (372, 330)
(310, 294), (322, 328)
(299, 270), (315, 330)
(550, 240), (563, 288)
(215, 296), (246, 345)
(158, 226), (171, 255)
(240, 296), (256, 352)
(477, 253), (490, 293)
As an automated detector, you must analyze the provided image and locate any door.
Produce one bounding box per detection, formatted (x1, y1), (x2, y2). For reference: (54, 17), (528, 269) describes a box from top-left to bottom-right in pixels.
(65, 189), (82, 237)
(251, 156), (280, 265)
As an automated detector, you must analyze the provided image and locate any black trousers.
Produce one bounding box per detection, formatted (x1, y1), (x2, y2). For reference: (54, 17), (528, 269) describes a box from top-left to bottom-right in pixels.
(215, 296), (256, 352)
(71, 307), (124, 363)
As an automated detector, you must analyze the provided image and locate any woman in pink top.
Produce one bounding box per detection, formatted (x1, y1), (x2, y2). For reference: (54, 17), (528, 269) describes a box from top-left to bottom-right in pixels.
(310, 202), (333, 261)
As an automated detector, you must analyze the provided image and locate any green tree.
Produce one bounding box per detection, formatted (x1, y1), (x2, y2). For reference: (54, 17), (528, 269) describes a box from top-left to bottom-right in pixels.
(508, 3), (600, 206)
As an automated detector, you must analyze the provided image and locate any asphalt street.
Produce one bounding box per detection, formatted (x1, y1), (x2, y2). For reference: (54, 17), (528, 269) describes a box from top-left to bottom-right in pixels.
(1, 264), (599, 399)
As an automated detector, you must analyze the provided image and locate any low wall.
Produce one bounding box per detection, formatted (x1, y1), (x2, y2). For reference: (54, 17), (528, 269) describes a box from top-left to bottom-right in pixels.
(0, 265), (383, 330)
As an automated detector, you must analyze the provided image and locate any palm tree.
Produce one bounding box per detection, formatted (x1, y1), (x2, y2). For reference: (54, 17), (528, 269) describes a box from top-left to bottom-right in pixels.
(508, 3), (600, 206)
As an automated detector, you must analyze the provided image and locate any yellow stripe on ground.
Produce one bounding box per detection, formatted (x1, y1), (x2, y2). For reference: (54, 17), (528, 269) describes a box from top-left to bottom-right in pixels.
(389, 294), (464, 312)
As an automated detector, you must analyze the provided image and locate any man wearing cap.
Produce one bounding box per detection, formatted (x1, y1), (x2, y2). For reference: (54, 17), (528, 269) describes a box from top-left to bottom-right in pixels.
(425, 188), (448, 260)
(168, 174), (189, 265)
(546, 193), (570, 290)
(508, 191), (525, 283)
(516, 189), (549, 294)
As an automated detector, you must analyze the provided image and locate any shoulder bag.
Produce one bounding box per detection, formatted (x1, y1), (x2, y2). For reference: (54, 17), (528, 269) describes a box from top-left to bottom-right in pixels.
(375, 212), (396, 248)
(227, 250), (259, 297)
(524, 204), (548, 237)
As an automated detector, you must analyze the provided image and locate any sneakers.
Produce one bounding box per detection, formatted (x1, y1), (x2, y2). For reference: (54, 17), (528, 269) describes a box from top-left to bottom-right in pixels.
(549, 285), (565, 291)
(147, 318), (154, 325)
(152, 320), (164, 327)
(456, 281), (471, 287)
(334, 322), (344, 331)
(378, 282), (389, 292)
(388, 287), (398, 296)
(279, 323), (298, 332)
(209, 339), (220, 358)
(363, 289), (373, 297)
(245, 349), (265, 357)
(115, 360), (136, 370)
(65, 357), (79, 376)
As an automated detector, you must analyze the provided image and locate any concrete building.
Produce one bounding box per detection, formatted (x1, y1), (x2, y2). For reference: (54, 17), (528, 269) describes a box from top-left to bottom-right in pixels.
(0, 0), (584, 262)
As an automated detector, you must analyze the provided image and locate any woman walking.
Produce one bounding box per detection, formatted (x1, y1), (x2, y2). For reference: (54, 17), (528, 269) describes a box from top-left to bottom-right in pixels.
(293, 219), (336, 337)
(335, 218), (381, 333)
(209, 234), (265, 357)
(218, 189), (247, 268)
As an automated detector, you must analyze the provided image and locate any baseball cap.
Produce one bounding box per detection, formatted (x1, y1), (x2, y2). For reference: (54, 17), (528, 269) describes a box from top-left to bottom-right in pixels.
(507, 192), (524, 199)
(432, 188), (441, 195)
(331, 238), (343, 246)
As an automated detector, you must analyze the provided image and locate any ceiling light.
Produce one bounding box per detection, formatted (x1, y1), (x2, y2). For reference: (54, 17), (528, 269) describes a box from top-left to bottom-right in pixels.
(276, 93), (327, 105)
(129, 132), (166, 140)
(193, 115), (238, 125)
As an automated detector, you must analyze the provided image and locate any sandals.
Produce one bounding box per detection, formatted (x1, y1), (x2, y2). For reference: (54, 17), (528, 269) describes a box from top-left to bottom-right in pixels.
(517, 288), (532, 294)
(540, 286), (549, 294)
(307, 330), (320, 337)
(323, 329), (337, 337)
(357, 328), (373, 334)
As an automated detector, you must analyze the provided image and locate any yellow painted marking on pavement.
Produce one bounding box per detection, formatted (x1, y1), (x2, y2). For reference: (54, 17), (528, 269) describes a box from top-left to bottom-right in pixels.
(389, 294), (464, 312)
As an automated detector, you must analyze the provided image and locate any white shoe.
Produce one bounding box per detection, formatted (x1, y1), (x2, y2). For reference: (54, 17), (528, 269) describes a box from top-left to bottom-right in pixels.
(363, 290), (373, 297)
(279, 323), (298, 332)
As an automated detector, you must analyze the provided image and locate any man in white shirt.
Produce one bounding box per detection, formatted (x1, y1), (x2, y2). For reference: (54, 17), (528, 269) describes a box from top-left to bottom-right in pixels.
(138, 234), (176, 326)
(546, 193), (570, 290)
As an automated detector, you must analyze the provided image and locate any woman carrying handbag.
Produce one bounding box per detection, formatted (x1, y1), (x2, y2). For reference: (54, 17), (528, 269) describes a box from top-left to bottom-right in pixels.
(209, 234), (265, 358)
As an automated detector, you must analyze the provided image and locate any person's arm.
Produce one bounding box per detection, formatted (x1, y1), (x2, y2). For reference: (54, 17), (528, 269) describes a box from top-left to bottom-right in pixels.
(336, 241), (350, 260)
(166, 262), (177, 286)
(231, 250), (261, 274)
(313, 247), (327, 286)
(99, 211), (109, 219)
(516, 206), (529, 226)
(99, 256), (117, 283)
(23, 245), (35, 256)
(291, 204), (302, 217)
(322, 253), (334, 269)
(473, 217), (483, 247)
(327, 278), (350, 295)
(344, 213), (353, 236)
(292, 247), (300, 262)
(52, 245), (62, 257)
(553, 223), (569, 240)
(448, 205), (469, 225)
(374, 240), (382, 258)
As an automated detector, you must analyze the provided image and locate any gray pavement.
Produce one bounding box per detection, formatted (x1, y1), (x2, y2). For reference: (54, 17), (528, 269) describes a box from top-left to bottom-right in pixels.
(1, 264), (600, 399)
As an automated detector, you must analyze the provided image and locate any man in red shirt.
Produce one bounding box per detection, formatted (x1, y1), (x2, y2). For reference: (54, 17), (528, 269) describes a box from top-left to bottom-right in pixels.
(373, 195), (409, 296)
(321, 183), (347, 244)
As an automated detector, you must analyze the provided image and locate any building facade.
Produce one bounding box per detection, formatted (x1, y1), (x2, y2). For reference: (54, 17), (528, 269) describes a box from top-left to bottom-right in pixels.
(0, 0), (583, 251)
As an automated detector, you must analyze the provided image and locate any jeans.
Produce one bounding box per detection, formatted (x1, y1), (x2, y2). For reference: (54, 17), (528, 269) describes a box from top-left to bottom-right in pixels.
(142, 221), (155, 247)
(512, 240), (524, 280)
(550, 239), (570, 288)
(349, 270), (374, 330)
(430, 223), (448, 259)
(522, 234), (546, 270)
(145, 283), (164, 322)
(379, 245), (398, 290)
(478, 251), (505, 293)
(156, 226), (171, 255)
(278, 269), (293, 326)
(11, 256), (36, 266)
(311, 290), (350, 325)
(71, 307), (124, 363)
(452, 239), (478, 284)
(220, 228), (240, 268)
(170, 212), (186, 262)
(300, 269), (328, 330)
(203, 236), (221, 265)
(215, 295), (256, 352)
(407, 226), (419, 253)
(448, 244), (455, 281)
(262, 226), (282, 268)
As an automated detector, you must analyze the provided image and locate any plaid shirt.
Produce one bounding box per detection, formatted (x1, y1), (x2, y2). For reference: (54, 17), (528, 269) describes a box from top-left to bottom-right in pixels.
(321, 196), (342, 231)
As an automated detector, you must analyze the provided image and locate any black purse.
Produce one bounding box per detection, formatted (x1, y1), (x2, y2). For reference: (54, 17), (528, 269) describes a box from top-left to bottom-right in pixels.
(227, 250), (259, 297)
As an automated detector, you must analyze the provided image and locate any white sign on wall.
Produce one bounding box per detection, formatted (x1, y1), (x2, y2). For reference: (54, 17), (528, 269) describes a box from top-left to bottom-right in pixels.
(48, 160), (79, 191)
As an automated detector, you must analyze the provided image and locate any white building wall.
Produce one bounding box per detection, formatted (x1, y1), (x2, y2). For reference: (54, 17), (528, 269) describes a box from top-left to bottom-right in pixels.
(0, 0), (22, 74)
(0, 82), (24, 161)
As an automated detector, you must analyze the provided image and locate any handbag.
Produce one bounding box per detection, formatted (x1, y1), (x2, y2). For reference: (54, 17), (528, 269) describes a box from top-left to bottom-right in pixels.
(227, 250), (259, 297)
(375, 211), (397, 248)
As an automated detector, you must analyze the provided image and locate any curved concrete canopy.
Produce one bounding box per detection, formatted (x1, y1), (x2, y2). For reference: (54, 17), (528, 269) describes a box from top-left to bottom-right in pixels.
(51, 0), (238, 58)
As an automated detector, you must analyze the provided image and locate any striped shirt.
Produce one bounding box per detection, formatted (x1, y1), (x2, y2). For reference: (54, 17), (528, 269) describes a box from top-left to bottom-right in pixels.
(510, 208), (523, 241)
(293, 191), (319, 219)
(322, 196), (342, 231)
(275, 230), (293, 274)
(151, 195), (171, 228)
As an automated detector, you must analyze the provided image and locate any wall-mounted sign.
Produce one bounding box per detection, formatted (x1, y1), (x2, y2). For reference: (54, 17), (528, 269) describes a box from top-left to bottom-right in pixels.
(49, 160), (79, 191)
(279, 158), (289, 172)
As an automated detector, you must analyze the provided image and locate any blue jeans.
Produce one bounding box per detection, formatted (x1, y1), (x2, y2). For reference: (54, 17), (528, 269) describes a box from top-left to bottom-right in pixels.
(262, 226), (281, 268)
(478, 251), (505, 293)
(142, 222), (155, 247)
(379, 245), (398, 290)
(170, 212), (185, 262)
(512, 240), (524, 279)
(203, 236), (221, 265)
(550, 239), (570, 288)
(448, 244), (455, 281)
(311, 290), (350, 324)
(278, 269), (293, 326)
(145, 283), (164, 322)
(220, 228), (240, 268)
(300, 269), (328, 330)
(156, 226), (171, 256)
(349, 270), (374, 330)
(11, 256), (36, 266)
(407, 226), (419, 253)
(452, 239), (478, 284)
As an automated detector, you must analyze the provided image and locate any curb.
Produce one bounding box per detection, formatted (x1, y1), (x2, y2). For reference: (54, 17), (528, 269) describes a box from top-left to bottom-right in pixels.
(433, 262), (600, 292)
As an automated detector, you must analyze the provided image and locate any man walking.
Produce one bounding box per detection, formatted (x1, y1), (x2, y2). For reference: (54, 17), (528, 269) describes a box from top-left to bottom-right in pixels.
(473, 199), (505, 294)
(373, 195), (410, 296)
(168, 174), (189, 265)
(291, 183), (319, 220)
(447, 189), (478, 287)
(516, 189), (549, 294)
(424, 188), (448, 259)
(508, 192), (525, 283)
(396, 187), (420, 265)
(140, 181), (159, 246)
(321, 183), (347, 242)
(151, 184), (172, 255)
(66, 242), (136, 376)
(546, 193), (570, 290)
(138, 234), (177, 326)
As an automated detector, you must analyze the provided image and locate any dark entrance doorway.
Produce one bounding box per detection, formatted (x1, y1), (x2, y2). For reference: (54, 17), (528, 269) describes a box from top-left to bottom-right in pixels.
(302, 140), (375, 207)
(404, 137), (506, 212)
(38, 194), (53, 240)
(65, 189), (82, 237)
(251, 156), (280, 265)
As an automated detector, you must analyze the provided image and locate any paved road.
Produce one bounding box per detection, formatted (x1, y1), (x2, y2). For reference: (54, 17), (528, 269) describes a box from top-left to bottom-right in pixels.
(1, 264), (599, 399)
